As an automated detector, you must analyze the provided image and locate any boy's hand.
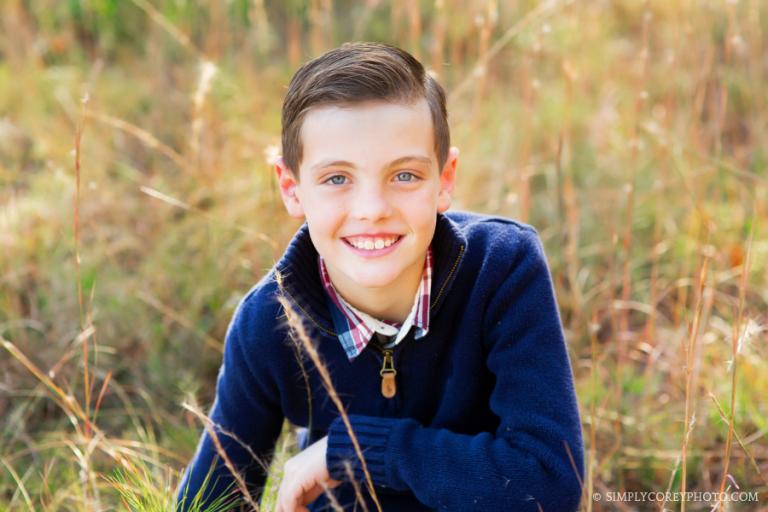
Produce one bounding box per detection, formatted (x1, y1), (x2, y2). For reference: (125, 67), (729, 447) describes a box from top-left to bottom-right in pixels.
(276, 435), (341, 512)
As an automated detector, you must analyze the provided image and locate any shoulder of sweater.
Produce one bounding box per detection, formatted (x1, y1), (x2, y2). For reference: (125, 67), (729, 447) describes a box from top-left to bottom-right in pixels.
(444, 209), (538, 235)
(444, 210), (543, 266)
(225, 271), (290, 357)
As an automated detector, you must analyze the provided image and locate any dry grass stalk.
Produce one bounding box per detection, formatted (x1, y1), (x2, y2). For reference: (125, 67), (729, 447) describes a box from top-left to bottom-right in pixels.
(138, 186), (279, 251)
(708, 393), (765, 484)
(429, 0), (447, 77)
(74, 88), (106, 506)
(716, 217), (756, 506)
(343, 460), (369, 512)
(275, 277), (383, 512)
(0, 336), (136, 475)
(319, 479), (344, 512)
(182, 402), (272, 476)
(0, 456), (34, 511)
(448, 0), (558, 104)
(406, 0), (422, 59)
(182, 403), (261, 511)
(84, 110), (191, 172)
(190, 60), (218, 167)
(74, 93), (88, 430)
(678, 255), (709, 512)
(469, 1), (496, 133)
(585, 311), (600, 512)
(129, 0), (204, 60)
(137, 291), (224, 354)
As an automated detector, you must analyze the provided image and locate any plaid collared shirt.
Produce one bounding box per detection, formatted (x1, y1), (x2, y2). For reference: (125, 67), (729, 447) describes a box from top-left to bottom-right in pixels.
(318, 247), (433, 360)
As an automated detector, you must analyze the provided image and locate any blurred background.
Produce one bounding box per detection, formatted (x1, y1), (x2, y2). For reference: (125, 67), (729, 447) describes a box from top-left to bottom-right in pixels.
(0, 0), (766, 510)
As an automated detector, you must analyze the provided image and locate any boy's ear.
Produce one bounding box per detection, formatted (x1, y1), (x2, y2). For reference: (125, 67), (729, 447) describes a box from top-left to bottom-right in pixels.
(274, 156), (305, 219)
(437, 147), (459, 213)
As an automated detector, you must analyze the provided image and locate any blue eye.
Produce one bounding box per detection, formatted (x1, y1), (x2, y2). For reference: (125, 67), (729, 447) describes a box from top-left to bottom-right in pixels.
(395, 171), (417, 182)
(325, 175), (347, 185)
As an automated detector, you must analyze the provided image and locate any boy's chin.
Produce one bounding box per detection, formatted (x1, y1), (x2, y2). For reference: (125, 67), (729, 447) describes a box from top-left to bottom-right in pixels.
(346, 272), (401, 290)
(339, 262), (413, 288)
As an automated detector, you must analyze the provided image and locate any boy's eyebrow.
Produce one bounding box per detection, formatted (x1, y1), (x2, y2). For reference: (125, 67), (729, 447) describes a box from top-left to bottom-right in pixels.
(388, 155), (433, 168)
(310, 155), (433, 172)
(310, 159), (356, 171)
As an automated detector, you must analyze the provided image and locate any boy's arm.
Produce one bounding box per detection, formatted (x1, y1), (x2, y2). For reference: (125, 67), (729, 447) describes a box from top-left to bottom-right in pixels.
(176, 294), (284, 511)
(324, 229), (584, 511)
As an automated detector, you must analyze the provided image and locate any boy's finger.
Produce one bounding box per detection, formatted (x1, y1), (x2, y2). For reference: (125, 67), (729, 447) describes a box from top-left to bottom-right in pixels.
(275, 482), (297, 512)
(300, 483), (325, 505)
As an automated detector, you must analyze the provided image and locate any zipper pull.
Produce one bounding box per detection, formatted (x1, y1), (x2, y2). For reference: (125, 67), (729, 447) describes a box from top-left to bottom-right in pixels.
(379, 349), (397, 398)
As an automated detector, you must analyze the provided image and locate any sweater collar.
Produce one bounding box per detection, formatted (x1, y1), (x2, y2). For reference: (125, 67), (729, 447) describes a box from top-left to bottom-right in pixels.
(275, 212), (467, 337)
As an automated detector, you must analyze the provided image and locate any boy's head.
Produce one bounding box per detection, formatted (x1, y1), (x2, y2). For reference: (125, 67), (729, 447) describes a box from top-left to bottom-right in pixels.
(275, 42), (459, 310)
(280, 42), (451, 175)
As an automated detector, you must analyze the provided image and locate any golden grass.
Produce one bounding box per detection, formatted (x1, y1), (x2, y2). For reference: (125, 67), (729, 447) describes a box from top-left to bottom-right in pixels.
(1, 0), (766, 510)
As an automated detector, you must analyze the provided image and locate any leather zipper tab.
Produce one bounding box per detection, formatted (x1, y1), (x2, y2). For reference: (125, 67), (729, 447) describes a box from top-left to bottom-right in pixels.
(379, 349), (397, 398)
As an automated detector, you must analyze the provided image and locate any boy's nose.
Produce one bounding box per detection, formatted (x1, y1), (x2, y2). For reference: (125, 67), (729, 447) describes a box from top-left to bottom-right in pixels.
(349, 184), (393, 221)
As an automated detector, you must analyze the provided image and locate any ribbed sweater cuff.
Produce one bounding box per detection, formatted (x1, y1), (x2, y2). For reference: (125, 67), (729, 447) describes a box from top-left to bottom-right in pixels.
(325, 414), (396, 487)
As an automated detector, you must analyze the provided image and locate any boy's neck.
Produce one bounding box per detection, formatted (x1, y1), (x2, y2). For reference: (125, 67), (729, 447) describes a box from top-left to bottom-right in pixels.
(324, 256), (425, 324)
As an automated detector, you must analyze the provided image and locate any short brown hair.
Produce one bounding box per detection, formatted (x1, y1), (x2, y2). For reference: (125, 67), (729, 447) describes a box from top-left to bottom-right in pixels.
(280, 42), (450, 176)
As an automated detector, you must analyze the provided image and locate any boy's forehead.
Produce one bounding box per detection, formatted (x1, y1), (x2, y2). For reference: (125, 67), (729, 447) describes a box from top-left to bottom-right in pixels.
(299, 99), (436, 171)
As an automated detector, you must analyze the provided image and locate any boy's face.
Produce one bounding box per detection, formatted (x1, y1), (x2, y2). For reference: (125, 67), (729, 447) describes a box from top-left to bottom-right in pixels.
(275, 99), (458, 292)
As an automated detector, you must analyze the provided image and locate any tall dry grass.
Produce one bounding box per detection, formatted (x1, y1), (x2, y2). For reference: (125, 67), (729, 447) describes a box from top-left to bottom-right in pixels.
(1, 0), (766, 510)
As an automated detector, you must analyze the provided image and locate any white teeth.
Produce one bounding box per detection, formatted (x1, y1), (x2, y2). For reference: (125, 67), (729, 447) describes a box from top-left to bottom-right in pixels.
(346, 236), (400, 250)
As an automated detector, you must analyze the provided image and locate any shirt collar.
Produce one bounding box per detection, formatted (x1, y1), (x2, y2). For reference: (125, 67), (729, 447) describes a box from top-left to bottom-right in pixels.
(275, 213), (466, 341)
(318, 247), (433, 360)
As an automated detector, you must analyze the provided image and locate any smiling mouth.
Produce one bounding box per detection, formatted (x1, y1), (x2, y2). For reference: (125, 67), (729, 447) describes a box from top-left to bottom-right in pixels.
(342, 235), (403, 251)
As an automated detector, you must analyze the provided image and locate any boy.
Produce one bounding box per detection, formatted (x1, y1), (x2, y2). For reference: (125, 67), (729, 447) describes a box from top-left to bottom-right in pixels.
(178, 42), (583, 511)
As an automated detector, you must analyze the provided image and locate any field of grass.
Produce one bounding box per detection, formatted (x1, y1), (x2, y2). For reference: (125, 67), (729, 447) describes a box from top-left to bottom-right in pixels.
(1, 0), (766, 510)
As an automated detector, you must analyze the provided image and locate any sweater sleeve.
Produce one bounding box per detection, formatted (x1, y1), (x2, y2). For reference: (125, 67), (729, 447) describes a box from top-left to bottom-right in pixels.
(176, 294), (284, 511)
(325, 229), (584, 511)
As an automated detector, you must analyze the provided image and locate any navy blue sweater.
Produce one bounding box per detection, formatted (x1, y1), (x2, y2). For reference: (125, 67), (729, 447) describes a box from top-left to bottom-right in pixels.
(177, 211), (584, 511)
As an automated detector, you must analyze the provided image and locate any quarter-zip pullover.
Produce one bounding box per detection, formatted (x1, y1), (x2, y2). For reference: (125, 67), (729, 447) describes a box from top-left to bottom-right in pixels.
(177, 211), (584, 511)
